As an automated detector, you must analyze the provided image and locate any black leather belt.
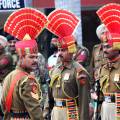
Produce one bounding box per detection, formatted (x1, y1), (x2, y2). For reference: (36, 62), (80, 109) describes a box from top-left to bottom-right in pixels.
(54, 99), (78, 107)
(10, 110), (30, 118)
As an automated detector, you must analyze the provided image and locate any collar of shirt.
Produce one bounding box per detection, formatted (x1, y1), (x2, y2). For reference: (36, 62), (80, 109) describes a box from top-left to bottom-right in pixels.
(104, 60), (120, 69)
(58, 61), (73, 70)
(16, 66), (29, 74)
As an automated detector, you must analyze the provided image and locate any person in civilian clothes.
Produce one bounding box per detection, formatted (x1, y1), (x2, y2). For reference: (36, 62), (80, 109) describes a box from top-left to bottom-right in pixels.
(48, 37), (59, 70)
(6, 35), (19, 69)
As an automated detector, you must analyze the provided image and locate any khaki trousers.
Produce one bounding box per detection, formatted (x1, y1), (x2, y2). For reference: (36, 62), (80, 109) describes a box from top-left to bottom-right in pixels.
(51, 107), (67, 120)
(101, 101), (120, 120)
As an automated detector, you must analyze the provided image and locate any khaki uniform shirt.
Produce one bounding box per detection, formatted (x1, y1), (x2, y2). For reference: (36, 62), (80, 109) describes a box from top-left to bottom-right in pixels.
(50, 61), (90, 120)
(90, 44), (107, 85)
(100, 60), (120, 94)
(1, 66), (43, 120)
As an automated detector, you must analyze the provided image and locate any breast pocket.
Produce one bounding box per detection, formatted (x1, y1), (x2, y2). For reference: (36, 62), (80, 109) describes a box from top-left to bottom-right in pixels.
(113, 73), (120, 83)
(62, 72), (78, 98)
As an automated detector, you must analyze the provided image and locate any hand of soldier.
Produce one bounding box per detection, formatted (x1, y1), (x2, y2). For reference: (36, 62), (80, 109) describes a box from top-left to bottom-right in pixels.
(43, 108), (49, 119)
(76, 72), (87, 85)
(91, 92), (98, 100)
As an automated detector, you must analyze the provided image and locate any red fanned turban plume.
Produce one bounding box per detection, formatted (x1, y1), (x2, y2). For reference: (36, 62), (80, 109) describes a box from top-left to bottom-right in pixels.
(46, 9), (80, 53)
(97, 3), (120, 49)
(4, 8), (47, 56)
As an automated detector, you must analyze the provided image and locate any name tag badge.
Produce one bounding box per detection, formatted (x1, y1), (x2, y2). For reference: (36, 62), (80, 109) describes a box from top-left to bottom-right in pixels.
(63, 73), (70, 81)
(114, 74), (119, 82)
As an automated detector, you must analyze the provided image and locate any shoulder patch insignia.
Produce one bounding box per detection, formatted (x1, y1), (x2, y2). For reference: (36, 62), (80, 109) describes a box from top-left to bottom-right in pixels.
(31, 92), (39, 100)
(114, 74), (119, 82)
(30, 83), (39, 100)
(63, 73), (70, 81)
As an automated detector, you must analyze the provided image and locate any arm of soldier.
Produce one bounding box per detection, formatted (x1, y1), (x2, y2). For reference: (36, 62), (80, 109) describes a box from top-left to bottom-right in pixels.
(89, 48), (96, 86)
(73, 61), (90, 87)
(43, 86), (54, 119)
(76, 64), (90, 86)
(19, 76), (43, 120)
(43, 93), (50, 119)
(76, 66), (91, 119)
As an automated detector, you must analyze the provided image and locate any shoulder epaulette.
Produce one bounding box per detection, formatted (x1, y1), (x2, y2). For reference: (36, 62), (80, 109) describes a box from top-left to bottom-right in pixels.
(21, 75), (36, 85)
(73, 61), (89, 75)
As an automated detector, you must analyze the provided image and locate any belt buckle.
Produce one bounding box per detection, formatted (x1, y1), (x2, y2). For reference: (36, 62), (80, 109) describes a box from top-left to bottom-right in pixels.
(56, 101), (63, 107)
(104, 96), (111, 103)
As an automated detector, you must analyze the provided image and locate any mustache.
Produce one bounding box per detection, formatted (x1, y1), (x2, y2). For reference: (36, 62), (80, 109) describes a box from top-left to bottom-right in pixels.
(25, 62), (38, 66)
(104, 51), (109, 54)
(59, 55), (63, 58)
(32, 62), (38, 65)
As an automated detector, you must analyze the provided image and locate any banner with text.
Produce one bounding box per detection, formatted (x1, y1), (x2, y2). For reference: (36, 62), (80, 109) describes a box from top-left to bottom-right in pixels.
(0, 0), (24, 10)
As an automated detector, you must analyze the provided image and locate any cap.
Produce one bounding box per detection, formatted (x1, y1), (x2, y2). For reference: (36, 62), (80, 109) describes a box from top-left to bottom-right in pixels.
(0, 35), (7, 47)
(96, 24), (108, 41)
(6, 35), (17, 41)
(51, 37), (59, 47)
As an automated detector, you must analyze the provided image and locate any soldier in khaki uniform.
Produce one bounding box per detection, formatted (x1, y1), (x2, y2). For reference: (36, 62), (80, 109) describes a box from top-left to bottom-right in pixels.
(89, 24), (109, 120)
(96, 3), (120, 120)
(44, 9), (90, 120)
(90, 24), (108, 83)
(1, 8), (47, 120)
(100, 42), (120, 120)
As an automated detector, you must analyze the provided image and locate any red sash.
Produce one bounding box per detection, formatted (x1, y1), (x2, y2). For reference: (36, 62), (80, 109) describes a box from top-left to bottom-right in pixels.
(5, 71), (28, 112)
